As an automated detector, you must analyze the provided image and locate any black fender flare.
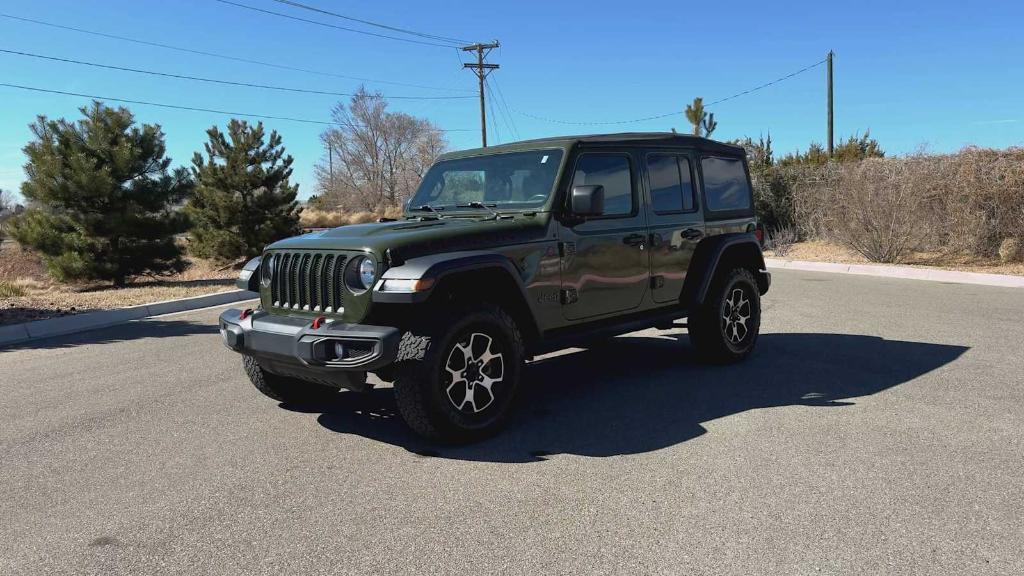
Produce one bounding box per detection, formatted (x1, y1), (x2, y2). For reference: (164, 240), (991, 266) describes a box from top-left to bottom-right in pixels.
(372, 250), (529, 305)
(681, 232), (769, 306)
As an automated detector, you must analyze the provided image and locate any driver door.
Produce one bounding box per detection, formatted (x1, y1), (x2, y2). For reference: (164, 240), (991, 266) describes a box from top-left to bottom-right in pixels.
(558, 151), (650, 321)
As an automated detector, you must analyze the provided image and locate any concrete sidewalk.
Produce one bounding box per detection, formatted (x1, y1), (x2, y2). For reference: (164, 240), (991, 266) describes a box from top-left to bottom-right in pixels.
(765, 257), (1024, 288)
(0, 289), (257, 347)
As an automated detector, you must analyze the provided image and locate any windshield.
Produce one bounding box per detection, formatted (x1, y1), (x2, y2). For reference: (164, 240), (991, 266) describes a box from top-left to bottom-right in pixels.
(408, 149), (564, 212)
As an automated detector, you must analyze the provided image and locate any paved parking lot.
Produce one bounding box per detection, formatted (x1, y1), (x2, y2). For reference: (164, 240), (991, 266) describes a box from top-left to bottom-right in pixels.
(2, 269), (1022, 575)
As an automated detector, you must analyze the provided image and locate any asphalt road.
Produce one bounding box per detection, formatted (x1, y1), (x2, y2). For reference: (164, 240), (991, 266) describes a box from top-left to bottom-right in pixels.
(2, 269), (1022, 575)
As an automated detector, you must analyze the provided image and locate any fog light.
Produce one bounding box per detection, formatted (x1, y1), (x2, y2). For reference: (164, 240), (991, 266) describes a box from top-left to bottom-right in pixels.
(334, 341), (346, 360)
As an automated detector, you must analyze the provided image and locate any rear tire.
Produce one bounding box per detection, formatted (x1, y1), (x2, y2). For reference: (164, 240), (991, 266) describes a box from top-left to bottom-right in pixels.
(393, 304), (524, 443)
(242, 355), (338, 403)
(688, 267), (761, 364)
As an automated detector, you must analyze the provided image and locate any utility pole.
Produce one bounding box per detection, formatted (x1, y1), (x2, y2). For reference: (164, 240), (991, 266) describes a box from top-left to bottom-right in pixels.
(827, 50), (834, 158)
(327, 141), (334, 189)
(462, 41), (500, 147)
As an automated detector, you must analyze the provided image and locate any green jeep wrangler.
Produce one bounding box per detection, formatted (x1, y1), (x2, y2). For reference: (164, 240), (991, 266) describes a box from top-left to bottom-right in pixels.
(220, 133), (770, 441)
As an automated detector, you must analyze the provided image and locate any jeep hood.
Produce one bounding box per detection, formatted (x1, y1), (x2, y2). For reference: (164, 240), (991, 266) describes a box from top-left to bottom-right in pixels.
(265, 215), (551, 258)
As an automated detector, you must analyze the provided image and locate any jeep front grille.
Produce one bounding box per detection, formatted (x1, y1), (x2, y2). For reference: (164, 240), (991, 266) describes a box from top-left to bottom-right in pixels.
(269, 251), (347, 313)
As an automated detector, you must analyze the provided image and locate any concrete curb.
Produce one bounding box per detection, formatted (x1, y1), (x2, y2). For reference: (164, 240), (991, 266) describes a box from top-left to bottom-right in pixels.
(0, 289), (257, 348)
(765, 258), (1024, 288)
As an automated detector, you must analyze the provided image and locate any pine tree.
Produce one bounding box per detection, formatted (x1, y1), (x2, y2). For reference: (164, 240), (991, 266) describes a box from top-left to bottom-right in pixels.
(187, 120), (301, 261)
(684, 97), (717, 137)
(778, 132), (883, 167)
(11, 102), (190, 286)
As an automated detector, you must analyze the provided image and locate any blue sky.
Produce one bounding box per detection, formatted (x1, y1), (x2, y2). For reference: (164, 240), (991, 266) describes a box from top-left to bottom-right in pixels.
(1, 0), (1022, 202)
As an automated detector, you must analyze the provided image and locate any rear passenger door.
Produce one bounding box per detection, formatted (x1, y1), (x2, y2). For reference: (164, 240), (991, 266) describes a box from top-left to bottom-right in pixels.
(643, 152), (704, 304)
(558, 151), (649, 320)
(699, 155), (756, 236)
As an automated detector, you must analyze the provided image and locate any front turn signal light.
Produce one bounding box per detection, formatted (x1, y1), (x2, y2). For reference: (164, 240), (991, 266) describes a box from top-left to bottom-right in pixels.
(378, 278), (435, 293)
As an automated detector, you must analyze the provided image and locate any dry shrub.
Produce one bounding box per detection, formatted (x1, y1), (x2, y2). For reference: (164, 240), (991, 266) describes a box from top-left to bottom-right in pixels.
(0, 277), (42, 297)
(785, 163), (840, 240)
(0, 279), (25, 297)
(943, 147), (1024, 256)
(299, 208), (348, 229)
(787, 147), (1024, 262)
(765, 225), (798, 257)
(999, 238), (1022, 263)
(830, 158), (932, 263)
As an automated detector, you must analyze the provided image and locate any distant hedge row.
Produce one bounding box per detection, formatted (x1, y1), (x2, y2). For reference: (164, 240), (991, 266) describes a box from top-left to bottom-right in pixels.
(750, 146), (1024, 263)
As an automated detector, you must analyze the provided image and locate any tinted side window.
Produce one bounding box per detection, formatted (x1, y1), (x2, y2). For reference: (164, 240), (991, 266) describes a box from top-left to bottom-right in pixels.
(648, 154), (696, 214)
(572, 154), (633, 216)
(701, 156), (752, 212)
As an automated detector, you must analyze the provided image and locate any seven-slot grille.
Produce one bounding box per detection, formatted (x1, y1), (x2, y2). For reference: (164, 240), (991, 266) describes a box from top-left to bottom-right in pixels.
(269, 251), (347, 313)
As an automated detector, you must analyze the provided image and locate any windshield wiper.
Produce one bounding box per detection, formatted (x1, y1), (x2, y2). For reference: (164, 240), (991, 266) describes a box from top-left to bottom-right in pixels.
(409, 204), (445, 219)
(457, 201), (502, 220)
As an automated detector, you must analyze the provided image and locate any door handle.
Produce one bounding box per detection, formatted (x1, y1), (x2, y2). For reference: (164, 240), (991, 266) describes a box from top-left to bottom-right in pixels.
(682, 228), (704, 240)
(623, 233), (646, 247)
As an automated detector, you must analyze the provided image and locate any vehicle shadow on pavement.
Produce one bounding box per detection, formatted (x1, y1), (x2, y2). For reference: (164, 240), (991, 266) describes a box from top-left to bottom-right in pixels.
(0, 319), (220, 352)
(300, 332), (968, 463)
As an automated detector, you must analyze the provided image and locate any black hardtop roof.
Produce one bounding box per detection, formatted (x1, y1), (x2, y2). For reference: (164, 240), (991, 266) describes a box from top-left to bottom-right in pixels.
(440, 132), (746, 160)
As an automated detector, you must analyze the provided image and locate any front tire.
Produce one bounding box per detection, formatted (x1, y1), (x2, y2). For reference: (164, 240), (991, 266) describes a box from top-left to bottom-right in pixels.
(393, 304), (524, 443)
(242, 355), (338, 404)
(688, 267), (761, 364)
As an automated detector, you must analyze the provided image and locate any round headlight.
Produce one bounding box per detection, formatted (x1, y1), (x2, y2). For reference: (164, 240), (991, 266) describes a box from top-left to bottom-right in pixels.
(260, 254), (274, 287)
(358, 257), (376, 289)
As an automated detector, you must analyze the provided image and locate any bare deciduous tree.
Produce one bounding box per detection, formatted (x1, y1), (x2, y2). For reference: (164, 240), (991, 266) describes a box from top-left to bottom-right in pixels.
(315, 88), (447, 211)
(0, 188), (13, 215)
(0, 188), (14, 237)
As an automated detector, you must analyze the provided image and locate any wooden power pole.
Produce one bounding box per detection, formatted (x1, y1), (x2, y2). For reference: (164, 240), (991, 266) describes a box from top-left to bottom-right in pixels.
(462, 41), (500, 147)
(827, 50), (834, 158)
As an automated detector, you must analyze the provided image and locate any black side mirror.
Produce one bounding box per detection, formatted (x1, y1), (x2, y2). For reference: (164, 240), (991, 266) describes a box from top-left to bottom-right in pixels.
(571, 185), (604, 217)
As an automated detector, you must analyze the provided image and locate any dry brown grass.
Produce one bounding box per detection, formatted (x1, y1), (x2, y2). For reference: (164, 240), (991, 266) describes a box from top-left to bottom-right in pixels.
(299, 207), (406, 229)
(300, 208), (349, 228)
(346, 210), (377, 224)
(0, 280), (25, 298)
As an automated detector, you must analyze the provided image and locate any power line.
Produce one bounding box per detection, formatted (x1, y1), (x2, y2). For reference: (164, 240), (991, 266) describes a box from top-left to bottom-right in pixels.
(511, 107), (677, 127)
(0, 48), (474, 100)
(211, 0), (458, 48)
(0, 13), (473, 93)
(509, 58), (828, 126)
(269, 0), (471, 45)
(489, 75), (521, 140)
(0, 82), (475, 131)
(486, 80), (501, 144)
(493, 79), (520, 140)
(704, 58), (828, 107)
(485, 77), (518, 142)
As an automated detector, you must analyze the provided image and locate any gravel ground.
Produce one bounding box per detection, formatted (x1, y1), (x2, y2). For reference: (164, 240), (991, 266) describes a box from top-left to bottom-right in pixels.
(1, 269), (1022, 575)
(0, 241), (237, 325)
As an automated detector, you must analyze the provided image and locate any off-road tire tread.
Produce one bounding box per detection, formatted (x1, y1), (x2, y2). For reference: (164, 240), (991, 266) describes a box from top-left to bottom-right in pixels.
(242, 355), (336, 403)
(393, 304), (524, 443)
(688, 267), (761, 364)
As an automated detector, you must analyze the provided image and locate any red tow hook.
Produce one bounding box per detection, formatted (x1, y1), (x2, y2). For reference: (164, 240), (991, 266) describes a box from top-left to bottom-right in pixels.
(311, 316), (327, 330)
(239, 308), (253, 320)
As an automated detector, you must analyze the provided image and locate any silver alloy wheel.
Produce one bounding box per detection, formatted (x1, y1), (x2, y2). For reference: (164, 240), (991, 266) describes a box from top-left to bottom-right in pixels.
(721, 287), (752, 344)
(444, 332), (505, 414)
